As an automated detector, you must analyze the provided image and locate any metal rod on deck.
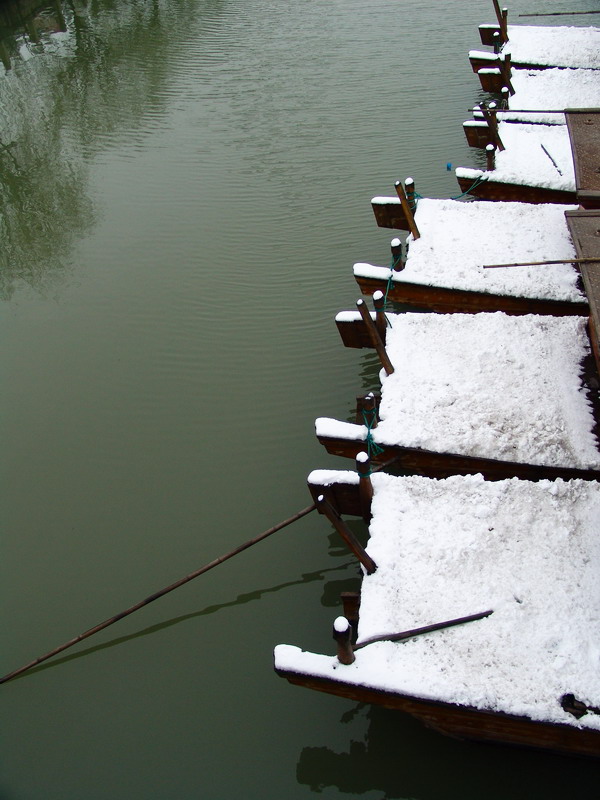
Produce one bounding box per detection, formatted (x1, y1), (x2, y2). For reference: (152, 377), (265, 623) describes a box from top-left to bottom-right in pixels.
(354, 609), (494, 650)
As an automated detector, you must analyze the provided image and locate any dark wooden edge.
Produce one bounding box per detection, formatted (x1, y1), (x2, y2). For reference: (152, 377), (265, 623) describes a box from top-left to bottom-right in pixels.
(307, 478), (363, 518)
(316, 434), (600, 482)
(456, 175), (577, 204)
(371, 200), (409, 230)
(352, 276), (588, 317)
(275, 668), (600, 758)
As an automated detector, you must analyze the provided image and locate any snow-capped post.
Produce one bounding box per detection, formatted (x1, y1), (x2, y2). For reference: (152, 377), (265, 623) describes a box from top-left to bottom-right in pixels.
(493, 30), (501, 54)
(355, 451), (373, 522)
(500, 85), (509, 109)
(356, 392), (379, 428)
(341, 592), (360, 644)
(316, 495), (377, 575)
(394, 180), (420, 240)
(356, 298), (395, 375)
(390, 237), (404, 271)
(372, 290), (387, 340)
(486, 143), (496, 171)
(405, 176), (416, 212)
(486, 102), (504, 151)
(500, 52), (514, 95)
(333, 616), (355, 665)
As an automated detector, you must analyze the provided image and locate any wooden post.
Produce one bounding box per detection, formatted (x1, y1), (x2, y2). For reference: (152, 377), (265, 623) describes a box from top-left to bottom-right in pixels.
(391, 237), (404, 271)
(394, 180), (420, 240)
(480, 102), (504, 151)
(372, 290), (387, 341)
(341, 592), (361, 644)
(486, 143), (496, 170)
(405, 177), (416, 211)
(493, 30), (501, 53)
(355, 451), (373, 522)
(356, 392), (379, 427)
(356, 299), (395, 375)
(500, 53), (514, 95)
(317, 495), (377, 574)
(500, 86), (509, 109)
(333, 616), (355, 665)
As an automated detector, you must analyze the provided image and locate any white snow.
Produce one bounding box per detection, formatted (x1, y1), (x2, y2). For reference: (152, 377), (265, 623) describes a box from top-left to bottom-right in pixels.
(456, 121), (575, 191)
(334, 616), (350, 633)
(499, 68), (600, 125)
(505, 25), (600, 70)
(275, 472), (600, 729)
(354, 199), (582, 302)
(318, 312), (600, 469)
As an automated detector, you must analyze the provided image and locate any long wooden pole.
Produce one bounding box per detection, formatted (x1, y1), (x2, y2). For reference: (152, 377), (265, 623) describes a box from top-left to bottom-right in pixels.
(0, 503), (317, 685)
(484, 257), (600, 269)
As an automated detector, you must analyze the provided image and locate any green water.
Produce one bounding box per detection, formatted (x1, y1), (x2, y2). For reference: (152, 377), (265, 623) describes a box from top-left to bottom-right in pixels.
(1, 0), (599, 796)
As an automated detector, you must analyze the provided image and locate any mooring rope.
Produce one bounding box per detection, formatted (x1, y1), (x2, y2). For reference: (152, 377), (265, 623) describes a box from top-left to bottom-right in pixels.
(362, 407), (385, 459)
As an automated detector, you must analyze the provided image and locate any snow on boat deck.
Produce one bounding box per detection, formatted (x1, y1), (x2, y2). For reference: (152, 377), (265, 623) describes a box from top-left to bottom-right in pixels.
(354, 199), (582, 302)
(486, 67), (600, 125)
(275, 471), (600, 730)
(456, 121), (574, 191)
(472, 24), (600, 70)
(318, 312), (600, 469)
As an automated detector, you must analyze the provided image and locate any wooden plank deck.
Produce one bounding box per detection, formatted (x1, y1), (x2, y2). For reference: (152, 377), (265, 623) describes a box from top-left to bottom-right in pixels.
(566, 208), (600, 373)
(566, 110), (600, 209)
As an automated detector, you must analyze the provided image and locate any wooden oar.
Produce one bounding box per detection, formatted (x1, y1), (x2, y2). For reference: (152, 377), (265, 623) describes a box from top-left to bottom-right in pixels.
(0, 503), (317, 685)
(484, 257), (600, 269)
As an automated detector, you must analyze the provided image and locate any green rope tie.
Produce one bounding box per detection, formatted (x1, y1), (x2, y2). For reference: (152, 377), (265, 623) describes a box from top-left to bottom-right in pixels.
(362, 408), (385, 458)
(451, 174), (489, 201)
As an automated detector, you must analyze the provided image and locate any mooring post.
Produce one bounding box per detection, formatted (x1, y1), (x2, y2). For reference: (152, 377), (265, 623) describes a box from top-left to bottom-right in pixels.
(355, 451), (373, 522)
(316, 495), (377, 574)
(486, 143), (496, 171)
(394, 180), (420, 240)
(405, 177), (416, 212)
(356, 299), (395, 375)
(501, 52), (514, 95)
(493, 30), (501, 53)
(372, 291), (387, 341)
(356, 392), (379, 427)
(390, 237), (404, 271)
(486, 102), (504, 151)
(333, 617), (355, 665)
(341, 592), (361, 644)
(500, 86), (509, 109)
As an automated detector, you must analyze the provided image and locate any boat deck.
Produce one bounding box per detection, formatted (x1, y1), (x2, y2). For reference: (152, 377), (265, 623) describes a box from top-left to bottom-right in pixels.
(354, 199), (586, 315)
(275, 471), (600, 758)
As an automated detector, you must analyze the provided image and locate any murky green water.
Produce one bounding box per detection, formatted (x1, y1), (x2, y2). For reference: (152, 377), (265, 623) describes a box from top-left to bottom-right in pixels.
(1, 0), (599, 797)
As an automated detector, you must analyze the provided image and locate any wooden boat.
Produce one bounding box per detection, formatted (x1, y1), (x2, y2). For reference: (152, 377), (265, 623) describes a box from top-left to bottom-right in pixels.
(319, 310), (600, 483)
(471, 23), (600, 71)
(456, 118), (577, 204)
(275, 472), (600, 758)
(356, 199), (587, 316)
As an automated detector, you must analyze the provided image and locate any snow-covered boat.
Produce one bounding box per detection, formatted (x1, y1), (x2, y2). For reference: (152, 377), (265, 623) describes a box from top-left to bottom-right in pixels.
(274, 470), (600, 758)
(317, 311), (600, 482)
(354, 199), (587, 315)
